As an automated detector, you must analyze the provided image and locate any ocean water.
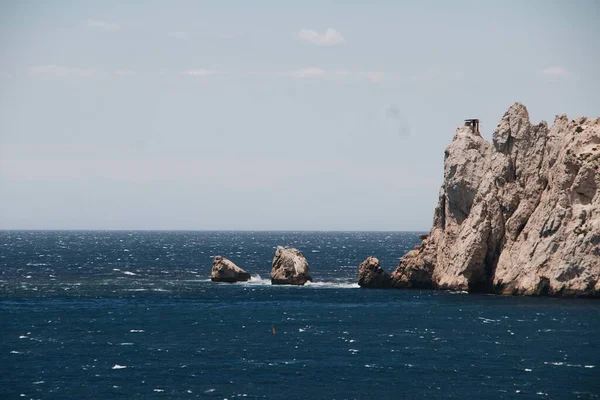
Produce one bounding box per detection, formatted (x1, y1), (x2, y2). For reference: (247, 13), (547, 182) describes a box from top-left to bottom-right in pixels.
(1, 231), (599, 399)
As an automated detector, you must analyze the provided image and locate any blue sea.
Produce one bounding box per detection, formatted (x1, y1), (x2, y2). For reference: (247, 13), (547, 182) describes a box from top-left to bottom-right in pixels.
(1, 231), (599, 399)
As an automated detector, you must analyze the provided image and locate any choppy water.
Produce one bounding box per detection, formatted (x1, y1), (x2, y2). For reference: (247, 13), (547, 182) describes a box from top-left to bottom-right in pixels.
(1, 231), (599, 399)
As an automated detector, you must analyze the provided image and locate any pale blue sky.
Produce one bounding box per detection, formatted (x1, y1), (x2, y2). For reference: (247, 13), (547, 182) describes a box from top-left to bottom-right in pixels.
(0, 0), (598, 230)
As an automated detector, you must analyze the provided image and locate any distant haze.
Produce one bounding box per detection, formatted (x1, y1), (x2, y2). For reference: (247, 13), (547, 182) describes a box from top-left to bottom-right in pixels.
(0, 1), (598, 230)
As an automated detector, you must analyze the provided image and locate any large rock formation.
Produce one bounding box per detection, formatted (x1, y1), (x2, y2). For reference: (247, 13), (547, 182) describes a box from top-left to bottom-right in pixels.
(211, 256), (251, 283)
(358, 256), (391, 288)
(271, 246), (312, 285)
(370, 103), (599, 297)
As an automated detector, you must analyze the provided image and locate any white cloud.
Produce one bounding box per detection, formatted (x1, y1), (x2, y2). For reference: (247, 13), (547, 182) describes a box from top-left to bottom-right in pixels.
(297, 28), (344, 46)
(28, 65), (99, 78)
(168, 31), (189, 40)
(281, 68), (383, 82)
(540, 66), (568, 78)
(0, 71), (12, 79)
(283, 67), (327, 79)
(25, 65), (382, 82)
(334, 70), (384, 83)
(115, 69), (136, 76)
(182, 69), (221, 77)
(87, 19), (121, 32)
(0, 156), (428, 191)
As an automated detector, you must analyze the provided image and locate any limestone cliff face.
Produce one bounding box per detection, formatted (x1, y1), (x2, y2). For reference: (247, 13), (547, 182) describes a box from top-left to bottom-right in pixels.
(394, 103), (600, 297)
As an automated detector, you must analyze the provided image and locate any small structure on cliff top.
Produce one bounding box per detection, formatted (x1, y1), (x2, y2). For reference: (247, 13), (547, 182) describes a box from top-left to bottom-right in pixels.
(464, 118), (480, 134)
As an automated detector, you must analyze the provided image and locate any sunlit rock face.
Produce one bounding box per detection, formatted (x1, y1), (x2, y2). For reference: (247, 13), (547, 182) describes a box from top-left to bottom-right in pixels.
(271, 246), (312, 285)
(392, 103), (600, 297)
(211, 256), (251, 283)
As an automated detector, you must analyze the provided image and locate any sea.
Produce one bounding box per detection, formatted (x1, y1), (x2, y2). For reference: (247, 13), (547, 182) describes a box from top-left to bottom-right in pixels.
(1, 231), (599, 399)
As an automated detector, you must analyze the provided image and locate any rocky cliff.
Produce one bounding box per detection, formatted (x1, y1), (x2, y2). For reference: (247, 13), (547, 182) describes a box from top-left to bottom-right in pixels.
(386, 103), (599, 297)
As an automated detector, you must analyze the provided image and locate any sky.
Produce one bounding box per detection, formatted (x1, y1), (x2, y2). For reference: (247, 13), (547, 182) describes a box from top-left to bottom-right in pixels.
(0, 0), (598, 231)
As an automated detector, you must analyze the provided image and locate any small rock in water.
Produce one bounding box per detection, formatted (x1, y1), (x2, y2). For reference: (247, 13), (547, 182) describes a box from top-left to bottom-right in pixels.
(271, 246), (312, 286)
(210, 256), (251, 283)
(357, 256), (391, 288)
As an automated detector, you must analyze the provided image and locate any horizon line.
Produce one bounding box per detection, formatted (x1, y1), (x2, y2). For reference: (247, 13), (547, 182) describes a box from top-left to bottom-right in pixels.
(0, 228), (429, 233)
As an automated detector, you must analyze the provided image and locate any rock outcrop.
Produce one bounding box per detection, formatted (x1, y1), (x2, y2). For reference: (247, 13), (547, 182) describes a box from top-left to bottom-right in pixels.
(211, 256), (251, 283)
(358, 256), (391, 288)
(271, 246), (312, 285)
(366, 103), (600, 297)
(391, 248), (435, 289)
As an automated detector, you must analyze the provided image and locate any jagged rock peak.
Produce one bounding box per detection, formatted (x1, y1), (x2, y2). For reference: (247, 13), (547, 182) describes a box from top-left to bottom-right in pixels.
(368, 103), (600, 297)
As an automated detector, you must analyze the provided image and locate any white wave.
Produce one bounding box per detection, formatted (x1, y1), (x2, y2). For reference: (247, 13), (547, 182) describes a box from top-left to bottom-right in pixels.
(10, 350), (22, 354)
(245, 275), (271, 285)
(153, 389), (164, 392)
(584, 365), (595, 368)
(122, 271), (137, 276)
(118, 343), (134, 346)
(112, 364), (127, 370)
(247, 277), (360, 288)
(129, 329), (145, 333)
(304, 281), (359, 289)
(208, 275), (362, 289)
